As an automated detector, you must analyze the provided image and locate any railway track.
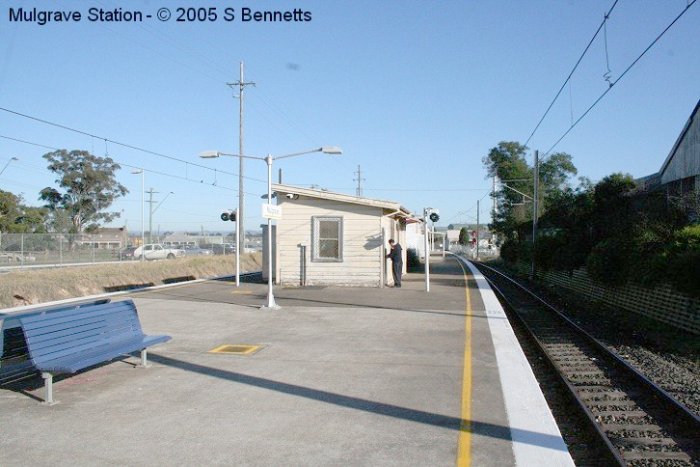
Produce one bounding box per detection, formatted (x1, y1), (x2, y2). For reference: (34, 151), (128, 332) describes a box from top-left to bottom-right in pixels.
(473, 262), (700, 466)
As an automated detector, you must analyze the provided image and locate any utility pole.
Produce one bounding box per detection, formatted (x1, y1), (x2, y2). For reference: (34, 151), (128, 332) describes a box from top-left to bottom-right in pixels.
(492, 175), (498, 249)
(424, 211), (430, 292)
(146, 188), (158, 244)
(531, 150), (539, 279)
(228, 61), (255, 287)
(492, 175), (497, 216)
(476, 200), (480, 261)
(354, 165), (365, 197)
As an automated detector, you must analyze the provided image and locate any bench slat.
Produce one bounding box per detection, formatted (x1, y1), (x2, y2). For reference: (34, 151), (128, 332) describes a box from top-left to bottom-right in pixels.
(23, 313), (139, 345)
(27, 323), (139, 351)
(20, 299), (127, 322)
(21, 303), (143, 364)
(25, 329), (141, 363)
(21, 301), (140, 331)
(36, 335), (170, 373)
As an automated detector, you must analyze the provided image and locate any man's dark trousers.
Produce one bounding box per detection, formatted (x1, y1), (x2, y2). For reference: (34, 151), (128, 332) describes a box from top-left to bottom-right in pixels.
(391, 260), (403, 287)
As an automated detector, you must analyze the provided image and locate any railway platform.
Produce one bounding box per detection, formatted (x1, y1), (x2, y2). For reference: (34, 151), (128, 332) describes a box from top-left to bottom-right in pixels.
(0, 254), (573, 466)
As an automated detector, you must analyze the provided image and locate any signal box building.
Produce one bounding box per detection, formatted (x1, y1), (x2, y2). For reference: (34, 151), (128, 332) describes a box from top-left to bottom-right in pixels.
(268, 184), (414, 287)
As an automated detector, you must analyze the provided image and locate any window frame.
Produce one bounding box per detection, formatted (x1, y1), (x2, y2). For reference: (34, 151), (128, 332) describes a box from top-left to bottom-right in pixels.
(311, 216), (343, 262)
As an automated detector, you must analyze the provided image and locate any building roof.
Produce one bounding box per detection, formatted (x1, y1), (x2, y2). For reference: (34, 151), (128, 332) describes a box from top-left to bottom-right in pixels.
(658, 99), (700, 178)
(272, 184), (414, 219)
(91, 227), (127, 239)
(635, 99), (700, 188)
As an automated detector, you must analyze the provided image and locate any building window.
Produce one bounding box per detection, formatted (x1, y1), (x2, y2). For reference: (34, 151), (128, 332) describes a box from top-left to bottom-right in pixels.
(312, 216), (343, 262)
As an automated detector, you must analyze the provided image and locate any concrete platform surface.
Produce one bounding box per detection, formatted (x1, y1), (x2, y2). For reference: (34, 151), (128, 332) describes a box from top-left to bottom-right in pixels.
(0, 255), (573, 466)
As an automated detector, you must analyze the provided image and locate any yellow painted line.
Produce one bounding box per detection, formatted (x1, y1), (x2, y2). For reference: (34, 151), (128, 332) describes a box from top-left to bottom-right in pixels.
(455, 257), (472, 467)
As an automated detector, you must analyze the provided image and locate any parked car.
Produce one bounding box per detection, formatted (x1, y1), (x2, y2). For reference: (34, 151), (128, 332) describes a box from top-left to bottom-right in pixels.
(211, 243), (236, 255)
(132, 244), (185, 260)
(115, 246), (138, 260)
(181, 245), (212, 256)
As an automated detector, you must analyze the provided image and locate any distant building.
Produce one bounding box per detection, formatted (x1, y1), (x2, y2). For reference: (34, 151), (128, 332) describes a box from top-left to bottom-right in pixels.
(78, 227), (128, 249)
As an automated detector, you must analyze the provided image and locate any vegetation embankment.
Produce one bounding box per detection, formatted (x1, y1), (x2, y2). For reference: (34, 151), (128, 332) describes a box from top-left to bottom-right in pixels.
(485, 141), (700, 297)
(0, 253), (262, 309)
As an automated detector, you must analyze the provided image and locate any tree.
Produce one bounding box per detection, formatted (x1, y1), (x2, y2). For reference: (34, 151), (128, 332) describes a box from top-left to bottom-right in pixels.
(458, 227), (469, 245)
(483, 142), (531, 239)
(0, 190), (21, 232)
(483, 141), (577, 240)
(537, 179), (595, 274)
(39, 150), (127, 233)
(0, 190), (48, 233)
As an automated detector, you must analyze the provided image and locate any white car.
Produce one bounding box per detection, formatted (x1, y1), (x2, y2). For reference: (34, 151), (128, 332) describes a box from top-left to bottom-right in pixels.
(132, 244), (185, 261)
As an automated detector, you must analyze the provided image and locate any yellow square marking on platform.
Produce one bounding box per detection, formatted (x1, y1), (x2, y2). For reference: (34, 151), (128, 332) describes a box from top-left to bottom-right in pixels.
(208, 344), (262, 355)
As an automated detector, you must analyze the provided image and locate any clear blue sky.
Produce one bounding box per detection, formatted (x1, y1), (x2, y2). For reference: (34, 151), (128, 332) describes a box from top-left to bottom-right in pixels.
(1, 0), (698, 234)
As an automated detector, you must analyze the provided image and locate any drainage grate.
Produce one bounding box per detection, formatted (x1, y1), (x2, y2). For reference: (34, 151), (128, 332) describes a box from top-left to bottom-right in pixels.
(208, 344), (262, 355)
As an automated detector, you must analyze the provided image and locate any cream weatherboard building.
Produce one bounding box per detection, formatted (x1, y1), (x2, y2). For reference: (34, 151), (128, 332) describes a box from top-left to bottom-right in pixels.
(269, 184), (414, 287)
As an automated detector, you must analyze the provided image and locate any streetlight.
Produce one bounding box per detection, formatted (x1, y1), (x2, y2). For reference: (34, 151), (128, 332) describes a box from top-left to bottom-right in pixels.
(200, 146), (342, 309)
(0, 157), (18, 177)
(130, 169), (145, 260)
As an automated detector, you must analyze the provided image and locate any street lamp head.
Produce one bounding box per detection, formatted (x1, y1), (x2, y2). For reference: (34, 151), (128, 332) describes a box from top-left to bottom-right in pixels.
(199, 150), (221, 159)
(130, 169), (143, 174)
(320, 146), (342, 155)
(10, 157), (18, 161)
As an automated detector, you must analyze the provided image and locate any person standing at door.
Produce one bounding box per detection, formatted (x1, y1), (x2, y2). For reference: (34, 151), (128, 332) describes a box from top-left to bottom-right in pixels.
(387, 239), (403, 288)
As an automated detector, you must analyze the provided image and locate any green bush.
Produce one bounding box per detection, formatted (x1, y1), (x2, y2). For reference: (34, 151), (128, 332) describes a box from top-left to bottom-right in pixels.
(667, 225), (700, 297)
(501, 238), (531, 265)
(586, 238), (631, 286)
(628, 229), (670, 288)
(500, 238), (520, 264)
(534, 234), (566, 273)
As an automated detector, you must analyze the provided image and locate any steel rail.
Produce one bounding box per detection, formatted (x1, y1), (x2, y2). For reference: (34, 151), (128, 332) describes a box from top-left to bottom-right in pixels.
(459, 257), (624, 466)
(476, 261), (700, 426)
(471, 260), (700, 464)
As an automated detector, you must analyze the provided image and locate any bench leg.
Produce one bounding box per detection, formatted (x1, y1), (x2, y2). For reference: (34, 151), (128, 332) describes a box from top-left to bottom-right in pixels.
(139, 349), (150, 368)
(41, 372), (56, 405)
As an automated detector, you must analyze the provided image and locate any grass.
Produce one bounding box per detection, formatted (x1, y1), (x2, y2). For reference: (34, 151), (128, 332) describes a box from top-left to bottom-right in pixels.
(0, 253), (262, 309)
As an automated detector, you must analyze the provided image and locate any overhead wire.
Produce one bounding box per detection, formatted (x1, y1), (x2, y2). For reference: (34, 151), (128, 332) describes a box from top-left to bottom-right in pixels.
(543, 0), (697, 156)
(0, 133), (264, 196)
(0, 133), (271, 231)
(523, 0), (620, 148)
(0, 107), (268, 185)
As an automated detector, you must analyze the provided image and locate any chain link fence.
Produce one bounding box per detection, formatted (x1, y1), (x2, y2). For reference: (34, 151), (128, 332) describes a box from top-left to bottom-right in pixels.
(0, 232), (260, 268)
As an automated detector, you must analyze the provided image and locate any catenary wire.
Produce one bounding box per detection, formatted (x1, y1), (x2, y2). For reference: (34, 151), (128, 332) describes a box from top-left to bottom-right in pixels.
(0, 133), (266, 196)
(543, 0), (697, 156)
(0, 107), (269, 185)
(523, 0), (620, 148)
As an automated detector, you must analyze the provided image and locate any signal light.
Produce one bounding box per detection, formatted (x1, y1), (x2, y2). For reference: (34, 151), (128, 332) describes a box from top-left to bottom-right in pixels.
(429, 212), (440, 223)
(220, 210), (237, 222)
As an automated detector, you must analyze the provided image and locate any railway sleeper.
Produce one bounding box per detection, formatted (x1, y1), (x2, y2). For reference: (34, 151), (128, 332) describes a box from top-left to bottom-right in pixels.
(600, 422), (665, 432)
(591, 409), (649, 417)
(620, 450), (692, 462)
(612, 436), (695, 449)
(577, 387), (642, 398)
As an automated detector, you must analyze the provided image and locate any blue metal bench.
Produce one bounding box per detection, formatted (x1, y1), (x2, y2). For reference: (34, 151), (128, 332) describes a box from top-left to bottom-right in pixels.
(1, 299), (112, 385)
(18, 299), (171, 404)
